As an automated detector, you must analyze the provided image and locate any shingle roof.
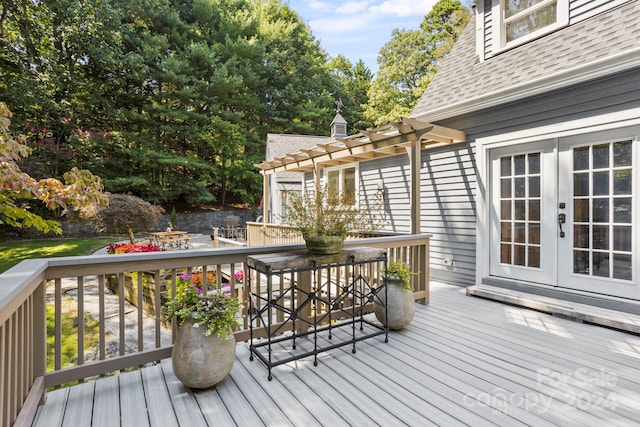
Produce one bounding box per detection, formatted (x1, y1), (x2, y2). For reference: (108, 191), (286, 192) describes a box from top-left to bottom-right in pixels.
(266, 134), (331, 181)
(412, 1), (640, 119)
(266, 134), (331, 160)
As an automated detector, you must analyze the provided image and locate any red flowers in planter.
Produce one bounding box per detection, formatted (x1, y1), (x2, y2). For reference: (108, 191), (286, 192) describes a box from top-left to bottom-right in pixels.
(107, 243), (161, 254)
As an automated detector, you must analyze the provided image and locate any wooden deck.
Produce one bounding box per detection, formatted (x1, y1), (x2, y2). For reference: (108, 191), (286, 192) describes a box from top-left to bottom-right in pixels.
(31, 282), (640, 426)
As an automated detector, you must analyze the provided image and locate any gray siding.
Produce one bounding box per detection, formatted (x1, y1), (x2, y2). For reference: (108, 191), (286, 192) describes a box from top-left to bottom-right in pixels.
(482, 0), (627, 60)
(359, 155), (412, 233)
(483, 0), (493, 59)
(569, 0), (629, 23)
(358, 145), (478, 287)
(439, 68), (640, 139)
(421, 144), (477, 286)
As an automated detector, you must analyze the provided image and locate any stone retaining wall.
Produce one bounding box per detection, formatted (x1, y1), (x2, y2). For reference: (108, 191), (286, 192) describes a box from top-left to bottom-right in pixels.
(63, 209), (255, 235)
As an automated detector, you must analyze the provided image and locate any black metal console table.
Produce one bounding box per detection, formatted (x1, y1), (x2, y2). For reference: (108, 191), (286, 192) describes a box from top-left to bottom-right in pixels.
(247, 247), (388, 380)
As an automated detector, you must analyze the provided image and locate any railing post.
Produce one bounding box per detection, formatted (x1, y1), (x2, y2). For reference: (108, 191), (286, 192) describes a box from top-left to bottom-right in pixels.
(213, 228), (220, 248)
(32, 280), (47, 402)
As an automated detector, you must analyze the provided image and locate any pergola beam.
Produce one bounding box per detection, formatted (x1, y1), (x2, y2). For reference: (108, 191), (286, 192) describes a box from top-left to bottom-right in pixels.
(256, 119), (466, 174)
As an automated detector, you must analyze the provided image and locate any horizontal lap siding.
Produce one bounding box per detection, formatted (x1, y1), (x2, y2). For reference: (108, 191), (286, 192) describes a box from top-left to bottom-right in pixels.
(569, 0), (629, 23)
(421, 144), (478, 286)
(359, 155), (412, 233)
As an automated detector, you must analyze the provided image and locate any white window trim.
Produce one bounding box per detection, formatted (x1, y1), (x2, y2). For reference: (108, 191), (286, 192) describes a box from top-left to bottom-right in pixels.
(491, 0), (568, 54)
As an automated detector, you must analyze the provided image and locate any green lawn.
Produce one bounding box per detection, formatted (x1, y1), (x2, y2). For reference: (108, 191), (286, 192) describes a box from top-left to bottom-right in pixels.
(0, 237), (120, 273)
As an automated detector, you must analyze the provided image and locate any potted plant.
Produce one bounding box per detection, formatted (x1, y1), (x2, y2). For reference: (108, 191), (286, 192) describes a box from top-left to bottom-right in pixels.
(164, 274), (239, 389)
(374, 259), (417, 330)
(281, 185), (376, 255)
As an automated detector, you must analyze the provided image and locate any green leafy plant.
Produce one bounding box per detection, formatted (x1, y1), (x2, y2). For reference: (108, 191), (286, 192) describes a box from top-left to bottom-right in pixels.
(384, 259), (418, 290)
(281, 185), (376, 238)
(169, 207), (178, 230)
(164, 280), (239, 339)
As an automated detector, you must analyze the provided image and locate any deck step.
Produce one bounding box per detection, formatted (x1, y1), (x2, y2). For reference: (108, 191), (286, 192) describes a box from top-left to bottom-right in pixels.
(467, 284), (640, 335)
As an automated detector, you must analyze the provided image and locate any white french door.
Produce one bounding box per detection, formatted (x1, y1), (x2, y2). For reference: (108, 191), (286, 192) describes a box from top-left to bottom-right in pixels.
(489, 140), (556, 284)
(489, 127), (640, 300)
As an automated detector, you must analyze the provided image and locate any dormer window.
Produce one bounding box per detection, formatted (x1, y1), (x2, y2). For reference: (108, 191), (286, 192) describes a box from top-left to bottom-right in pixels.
(492, 0), (568, 52)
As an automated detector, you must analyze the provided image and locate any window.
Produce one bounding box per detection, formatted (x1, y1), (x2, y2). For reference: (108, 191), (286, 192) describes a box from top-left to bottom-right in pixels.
(325, 166), (357, 205)
(494, 0), (568, 51)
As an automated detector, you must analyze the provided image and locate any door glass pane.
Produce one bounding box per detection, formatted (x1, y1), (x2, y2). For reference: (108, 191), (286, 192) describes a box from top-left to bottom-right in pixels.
(574, 250), (589, 274)
(613, 254), (632, 280)
(592, 225), (609, 250)
(592, 144), (610, 169)
(501, 157), (511, 176)
(573, 199), (589, 222)
(592, 171), (609, 195)
(573, 146), (589, 170)
(614, 198), (632, 223)
(514, 155), (526, 175)
(529, 176), (540, 197)
(501, 178), (511, 198)
(501, 222), (512, 242)
(514, 178), (526, 197)
(514, 200), (526, 220)
(574, 173), (589, 196)
(614, 170), (632, 195)
(501, 200), (511, 220)
(529, 224), (540, 244)
(613, 141), (632, 167)
(528, 246), (540, 268)
(514, 222), (526, 243)
(529, 200), (540, 221)
(592, 252), (610, 278)
(528, 153), (540, 174)
(514, 245), (526, 265)
(573, 225), (589, 248)
(501, 244), (511, 263)
(613, 226), (631, 251)
(571, 140), (633, 281)
(592, 199), (609, 222)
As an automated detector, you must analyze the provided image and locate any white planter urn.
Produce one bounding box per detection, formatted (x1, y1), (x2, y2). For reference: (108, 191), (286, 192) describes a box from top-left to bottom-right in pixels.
(374, 276), (415, 330)
(172, 317), (236, 389)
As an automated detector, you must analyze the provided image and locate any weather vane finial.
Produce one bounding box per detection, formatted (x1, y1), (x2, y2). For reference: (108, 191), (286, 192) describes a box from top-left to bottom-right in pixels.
(335, 98), (344, 113)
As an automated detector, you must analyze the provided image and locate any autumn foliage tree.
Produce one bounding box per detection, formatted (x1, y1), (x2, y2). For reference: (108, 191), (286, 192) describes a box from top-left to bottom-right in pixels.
(0, 103), (107, 234)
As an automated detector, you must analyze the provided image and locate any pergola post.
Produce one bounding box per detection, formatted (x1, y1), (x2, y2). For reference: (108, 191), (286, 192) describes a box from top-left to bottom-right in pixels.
(262, 172), (269, 224)
(410, 139), (421, 234)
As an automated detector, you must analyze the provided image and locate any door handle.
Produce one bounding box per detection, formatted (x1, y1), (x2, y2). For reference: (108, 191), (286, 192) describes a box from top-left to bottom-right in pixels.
(558, 213), (566, 238)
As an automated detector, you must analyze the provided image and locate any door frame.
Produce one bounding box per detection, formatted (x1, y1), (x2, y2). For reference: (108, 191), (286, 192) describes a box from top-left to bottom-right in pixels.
(476, 113), (640, 301)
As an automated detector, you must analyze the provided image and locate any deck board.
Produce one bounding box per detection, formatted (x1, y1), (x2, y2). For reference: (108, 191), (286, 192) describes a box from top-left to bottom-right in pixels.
(92, 376), (120, 427)
(31, 282), (640, 426)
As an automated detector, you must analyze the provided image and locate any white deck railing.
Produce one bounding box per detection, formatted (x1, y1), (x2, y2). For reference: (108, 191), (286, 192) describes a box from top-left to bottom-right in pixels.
(0, 234), (429, 427)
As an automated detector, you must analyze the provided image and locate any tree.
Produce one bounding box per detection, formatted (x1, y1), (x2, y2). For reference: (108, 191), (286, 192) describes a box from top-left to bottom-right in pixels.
(0, 0), (343, 209)
(86, 193), (163, 243)
(0, 103), (107, 234)
(327, 55), (375, 131)
(364, 0), (471, 125)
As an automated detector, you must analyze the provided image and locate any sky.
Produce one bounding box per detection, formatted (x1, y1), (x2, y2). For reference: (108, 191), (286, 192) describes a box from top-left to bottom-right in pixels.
(286, 0), (440, 74)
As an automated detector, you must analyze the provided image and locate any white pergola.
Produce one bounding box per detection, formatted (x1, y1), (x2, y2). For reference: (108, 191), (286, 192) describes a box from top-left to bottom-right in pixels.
(256, 117), (466, 234)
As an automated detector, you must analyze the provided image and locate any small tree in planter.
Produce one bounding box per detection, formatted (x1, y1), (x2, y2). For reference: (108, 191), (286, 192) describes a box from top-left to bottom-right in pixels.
(374, 259), (417, 330)
(280, 185), (378, 254)
(164, 280), (240, 389)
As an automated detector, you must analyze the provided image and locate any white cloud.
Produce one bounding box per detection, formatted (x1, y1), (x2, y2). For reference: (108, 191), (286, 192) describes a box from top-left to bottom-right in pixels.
(369, 0), (437, 17)
(308, 1), (331, 11)
(336, 1), (370, 15)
